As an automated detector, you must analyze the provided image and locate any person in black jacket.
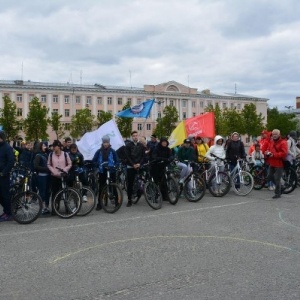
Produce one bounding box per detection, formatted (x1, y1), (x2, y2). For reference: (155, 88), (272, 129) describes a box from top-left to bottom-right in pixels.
(34, 142), (51, 215)
(125, 131), (145, 207)
(226, 132), (246, 172)
(151, 137), (173, 201)
(0, 131), (15, 222)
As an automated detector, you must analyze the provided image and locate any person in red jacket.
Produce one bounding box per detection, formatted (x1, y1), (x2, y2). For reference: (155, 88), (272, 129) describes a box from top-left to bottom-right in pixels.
(264, 129), (288, 199)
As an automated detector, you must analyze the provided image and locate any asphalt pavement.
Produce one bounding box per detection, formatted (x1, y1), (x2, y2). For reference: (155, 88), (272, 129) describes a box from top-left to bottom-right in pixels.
(1, 186), (300, 300)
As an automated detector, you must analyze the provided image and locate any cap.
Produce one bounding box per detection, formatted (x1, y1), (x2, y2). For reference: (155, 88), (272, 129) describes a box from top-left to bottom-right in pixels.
(102, 135), (110, 143)
(52, 140), (62, 148)
(160, 137), (168, 143)
(289, 131), (297, 139)
(183, 138), (191, 144)
(151, 134), (157, 138)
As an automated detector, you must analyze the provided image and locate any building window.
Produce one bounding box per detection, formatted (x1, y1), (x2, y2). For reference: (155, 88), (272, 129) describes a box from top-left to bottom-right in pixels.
(97, 97), (102, 105)
(65, 96), (69, 104)
(158, 112), (161, 119)
(230, 103), (235, 109)
(17, 108), (23, 116)
(117, 98), (123, 105)
(170, 100), (174, 106)
(76, 109), (81, 114)
(29, 94), (34, 101)
(76, 96), (81, 104)
(146, 124), (151, 131)
(52, 109), (59, 115)
(237, 104), (241, 110)
(192, 101), (196, 108)
(65, 109), (70, 117)
(17, 124), (23, 130)
(64, 123), (70, 130)
(200, 102), (204, 108)
(222, 102), (227, 109)
(137, 99), (141, 105)
(53, 95), (58, 103)
(107, 97), (112, 105)
(41, 95), (47, 103)
(97, 110), (102, 117)
(17, 94), (22, 102)
(182, 100), (186, 108)
(127, 98), (132, 105)
(182, 112), (187, 119)
(86, 96), (91, 105)
(192, 112), (196, 117)
(137, 124), (142, 131)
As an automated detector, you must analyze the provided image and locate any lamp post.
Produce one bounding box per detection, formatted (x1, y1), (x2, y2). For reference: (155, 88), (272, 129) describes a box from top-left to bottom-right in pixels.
(155, 100), (164, 139)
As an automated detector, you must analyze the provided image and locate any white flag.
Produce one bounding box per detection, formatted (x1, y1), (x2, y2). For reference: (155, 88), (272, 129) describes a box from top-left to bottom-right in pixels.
(76, 120), (124, 160)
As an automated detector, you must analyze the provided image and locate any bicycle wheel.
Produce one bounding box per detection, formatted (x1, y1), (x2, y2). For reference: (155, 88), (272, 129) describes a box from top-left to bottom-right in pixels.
(76, 186), (96, 216)
(165, 175), (179, 205)
(100, 183), (123, 213)
(231, 171), (254, 196)
(207, 172), (230, 197)
(183, 174), (206, 202)
(144, 181), (162, 210)
(250, 167), (266, 190)
(281, 167), (297, 194)
(12, 191), (42, 224)
(296, 163), (300, 187)
(88, 172), (99, 196)
(53, 187), (82, 218)
(132, 176), (143, 204)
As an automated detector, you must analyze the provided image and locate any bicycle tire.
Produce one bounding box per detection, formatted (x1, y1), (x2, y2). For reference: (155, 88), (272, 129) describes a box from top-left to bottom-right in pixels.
(132, 176), (143, 204)
(250, 167), (266, 190)
(76, 186), (96, 216)
(88, 172), (99, 196)
(144, 181), (162, 210)
(53, 187), (82, 218)
(183, 174), (206, 202)
(100, 183), (123, 213)
(165, 175), (179, 205)
(281, 167), (297, 194)
(207, 172), (231, 197)
(231, 171), (254, 196)
(296, 163), (300, 187)
(12, 191), (42, 224)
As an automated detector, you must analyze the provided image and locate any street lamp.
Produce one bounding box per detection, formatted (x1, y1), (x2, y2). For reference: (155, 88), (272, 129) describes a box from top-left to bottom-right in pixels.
(154, 100), (164, 139)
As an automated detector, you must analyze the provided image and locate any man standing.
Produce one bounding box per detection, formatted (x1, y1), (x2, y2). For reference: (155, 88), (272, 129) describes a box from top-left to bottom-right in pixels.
(125, 131), (145, 207)
(264, 129), (288, 199)
(146, 134), (158, 153)
(226, 132), (246, 171)
(0, 131), (15, 221)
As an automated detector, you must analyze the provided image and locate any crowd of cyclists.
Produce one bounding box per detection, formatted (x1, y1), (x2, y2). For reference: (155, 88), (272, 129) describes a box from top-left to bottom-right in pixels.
(0, 127), (299, 223)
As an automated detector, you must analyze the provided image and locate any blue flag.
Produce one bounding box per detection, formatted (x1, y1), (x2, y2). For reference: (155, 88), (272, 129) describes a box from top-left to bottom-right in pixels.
(116, 99), (155, 118)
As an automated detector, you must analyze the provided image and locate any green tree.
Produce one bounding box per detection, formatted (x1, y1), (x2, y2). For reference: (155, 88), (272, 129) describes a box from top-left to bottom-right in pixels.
(23, 97), (49, 141)
(204, 103), (226, 136)
(116, 102), (133, 138)
(49, 112), (65, 140)
(0, 95), (22, 142)
(240, 103), (265, 139)
(266, 107), (297, 136)
(153, 105), (179, 137)
(222, 108), (244, 136)
(96, 110), (113, 126)
(69, 108), (95, 139)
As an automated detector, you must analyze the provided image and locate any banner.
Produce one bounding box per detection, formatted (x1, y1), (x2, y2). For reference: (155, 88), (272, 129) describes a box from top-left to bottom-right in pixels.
(76, 120), (124, 160)
(116, 99), (155, 118)
(168, 121), (187, 149)
(185, 112), (215, 138)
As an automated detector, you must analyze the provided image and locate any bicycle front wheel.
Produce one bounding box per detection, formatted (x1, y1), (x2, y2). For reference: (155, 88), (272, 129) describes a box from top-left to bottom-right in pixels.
(144, 181), (162, 210)
(183, 174), (206, 202)
(207, 172), (230, 197)
(12, 191), (42, 224)
(250, 167), (266, 190)
(281, 167), (297, 194)
(166, 175), (179, 205)
(76, 186), (96, 216)
(100, 183), (123, 213)
(232, 171), (254, 196)
(53, 187), (82, 218)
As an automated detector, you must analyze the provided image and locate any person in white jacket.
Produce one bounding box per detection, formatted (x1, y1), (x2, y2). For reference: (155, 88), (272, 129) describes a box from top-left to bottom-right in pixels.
(205, 135), (226, 171)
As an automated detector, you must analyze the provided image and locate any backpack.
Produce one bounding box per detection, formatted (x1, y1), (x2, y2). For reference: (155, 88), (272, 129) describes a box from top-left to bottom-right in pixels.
(49, 151), (69, 167)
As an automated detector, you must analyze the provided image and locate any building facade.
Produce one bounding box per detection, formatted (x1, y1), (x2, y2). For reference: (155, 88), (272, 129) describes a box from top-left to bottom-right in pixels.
(0, 79), (268, 142)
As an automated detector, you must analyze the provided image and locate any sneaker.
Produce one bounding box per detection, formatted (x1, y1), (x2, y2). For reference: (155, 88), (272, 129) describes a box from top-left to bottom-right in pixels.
(179, 179), (184, 184)
(95, 203), (102, 211)
(126, 200), (132, 207)
(272, 194), (281, 199)
(0, 213), (13, 222)
(268, 186), (273, 191)
(42, 208), (50, 215)
(82, 195), (88, 202)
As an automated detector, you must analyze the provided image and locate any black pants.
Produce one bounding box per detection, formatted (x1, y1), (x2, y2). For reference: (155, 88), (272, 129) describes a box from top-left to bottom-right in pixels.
(126, 168), (138, 201)
(0, 175), (11, 215)
(151, 164), (168, 200)
(97, 172), (116, 204)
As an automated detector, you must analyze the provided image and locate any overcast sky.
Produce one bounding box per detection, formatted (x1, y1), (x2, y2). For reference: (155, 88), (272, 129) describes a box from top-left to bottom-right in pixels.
(0, 0), (299, 109)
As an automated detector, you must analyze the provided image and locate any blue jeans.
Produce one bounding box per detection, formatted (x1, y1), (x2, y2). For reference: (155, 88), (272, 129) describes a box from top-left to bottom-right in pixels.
(37, 175), (50, 207)
(0, 175), (12, 215)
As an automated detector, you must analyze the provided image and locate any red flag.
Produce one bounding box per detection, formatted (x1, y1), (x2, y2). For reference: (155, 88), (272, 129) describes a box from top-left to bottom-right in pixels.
(185, 112), (215, 138)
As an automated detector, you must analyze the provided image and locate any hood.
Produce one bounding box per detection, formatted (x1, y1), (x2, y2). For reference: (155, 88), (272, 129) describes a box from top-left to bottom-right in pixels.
(214, 135), (224, 144)
(159, 137), (169, 146)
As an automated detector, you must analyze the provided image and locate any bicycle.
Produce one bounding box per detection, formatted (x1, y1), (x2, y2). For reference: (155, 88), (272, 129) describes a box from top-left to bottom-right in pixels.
(132, 162), (162, 210)
(10, 164), (43, 224)
(116, 160), (127, 191)
(73, 167), (96, 216)
(52, 167), (82, 218)
(281, 161), (297, 194)
(225, 158), (254, 196)
(98, 162), (123, 213)
(84, 160), (99, 197)
(199, 158), (231, 197)
(249, 160), (268, 190)
(178, 161), (206, 202)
